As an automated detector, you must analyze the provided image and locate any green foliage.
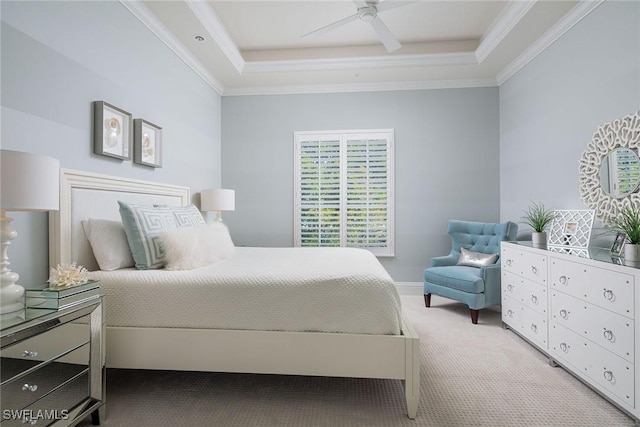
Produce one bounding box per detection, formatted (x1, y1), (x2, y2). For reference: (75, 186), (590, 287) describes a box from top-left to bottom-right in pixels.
(522, 201), (556, 233)
(610, 205), (640, 244)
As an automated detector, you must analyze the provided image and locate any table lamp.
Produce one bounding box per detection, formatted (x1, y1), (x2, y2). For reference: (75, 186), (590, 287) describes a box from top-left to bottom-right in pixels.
(201, 189), (235, 222)
(1, 150), (60, 315)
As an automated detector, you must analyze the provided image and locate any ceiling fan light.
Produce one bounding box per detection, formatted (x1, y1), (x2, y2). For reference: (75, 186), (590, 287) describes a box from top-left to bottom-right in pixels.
(358, 6), (377, 22)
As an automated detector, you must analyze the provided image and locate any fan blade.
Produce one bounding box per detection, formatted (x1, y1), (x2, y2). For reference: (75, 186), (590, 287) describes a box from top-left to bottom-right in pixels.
(301, 13), (358, 39)
(370, 17), (401, 52)
(353, 0), (370, 8)
(376, 1), (414, 13)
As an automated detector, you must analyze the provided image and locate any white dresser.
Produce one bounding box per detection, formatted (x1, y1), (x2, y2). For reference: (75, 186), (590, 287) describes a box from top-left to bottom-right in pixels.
(501, 242), (638, 422)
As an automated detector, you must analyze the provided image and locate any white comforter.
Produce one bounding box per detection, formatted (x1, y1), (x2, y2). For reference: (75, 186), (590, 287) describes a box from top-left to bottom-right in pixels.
(90, 247), (402, 335)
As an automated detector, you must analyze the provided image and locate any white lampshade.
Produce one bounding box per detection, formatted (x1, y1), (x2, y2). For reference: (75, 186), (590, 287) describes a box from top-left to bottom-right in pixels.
(1, 150), (60, 211)
(0, 150), (60, 317)
(201, 189), (235, 212)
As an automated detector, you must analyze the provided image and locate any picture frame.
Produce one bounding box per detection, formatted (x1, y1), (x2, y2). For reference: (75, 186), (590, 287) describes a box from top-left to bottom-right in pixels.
(133, 119), (163, 168)
(93, 101), (132, 160)
(610, 232), (626, 257)
(547, 209), (595, 250)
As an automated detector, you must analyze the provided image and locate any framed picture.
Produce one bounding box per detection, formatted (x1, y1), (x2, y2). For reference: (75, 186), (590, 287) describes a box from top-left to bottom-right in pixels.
(93, 101), (132, 160)
(548, 210), (595, 250)
(133, 119), (163, 168)
(610, 232), (626, 257)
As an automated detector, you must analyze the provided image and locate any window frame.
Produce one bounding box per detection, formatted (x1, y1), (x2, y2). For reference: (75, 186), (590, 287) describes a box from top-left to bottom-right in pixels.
(293, 129), (395, 257)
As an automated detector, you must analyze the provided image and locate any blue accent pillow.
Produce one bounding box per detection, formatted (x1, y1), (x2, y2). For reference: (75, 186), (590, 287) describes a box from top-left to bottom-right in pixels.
(118, 201), (206, 269)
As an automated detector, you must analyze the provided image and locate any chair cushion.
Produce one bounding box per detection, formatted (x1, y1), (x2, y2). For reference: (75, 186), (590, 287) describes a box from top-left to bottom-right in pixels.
(424, 266), (485, 294)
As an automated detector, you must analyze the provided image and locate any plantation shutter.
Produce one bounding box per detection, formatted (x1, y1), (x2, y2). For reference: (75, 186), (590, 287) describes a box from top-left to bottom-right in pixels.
(294, 130), (394, 256)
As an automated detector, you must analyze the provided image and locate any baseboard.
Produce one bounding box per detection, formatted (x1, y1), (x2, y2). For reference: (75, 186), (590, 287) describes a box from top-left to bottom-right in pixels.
(395, 282), (423, 295)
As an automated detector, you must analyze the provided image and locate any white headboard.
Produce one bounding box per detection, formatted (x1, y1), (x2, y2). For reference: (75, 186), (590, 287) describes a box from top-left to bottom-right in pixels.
(49, 169), (190, 271)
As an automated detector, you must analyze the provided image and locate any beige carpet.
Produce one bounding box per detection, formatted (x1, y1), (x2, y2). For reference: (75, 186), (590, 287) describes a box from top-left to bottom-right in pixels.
(78, 295), (634, 426)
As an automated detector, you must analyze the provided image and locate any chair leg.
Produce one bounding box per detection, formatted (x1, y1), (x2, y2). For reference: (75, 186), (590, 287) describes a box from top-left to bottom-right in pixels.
(470, 309), (479, 324)
(424, 294), (431, 307)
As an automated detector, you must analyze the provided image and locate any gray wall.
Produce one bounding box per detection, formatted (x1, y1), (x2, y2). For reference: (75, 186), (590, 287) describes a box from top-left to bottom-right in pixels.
(222, 88), (500, 282)
(1, 1), (222, 285)
(500, 0), (640, 244)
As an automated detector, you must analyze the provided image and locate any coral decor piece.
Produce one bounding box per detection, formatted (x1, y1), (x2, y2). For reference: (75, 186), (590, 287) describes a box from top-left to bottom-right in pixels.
(47, 262), (90, 289)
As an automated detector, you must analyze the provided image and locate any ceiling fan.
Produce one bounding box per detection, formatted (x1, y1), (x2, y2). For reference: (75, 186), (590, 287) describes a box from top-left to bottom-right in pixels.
(301, 0), (412, 53)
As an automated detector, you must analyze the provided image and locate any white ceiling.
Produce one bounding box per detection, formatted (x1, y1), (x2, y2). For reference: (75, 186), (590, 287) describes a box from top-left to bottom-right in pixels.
(122, 0), (599, 96)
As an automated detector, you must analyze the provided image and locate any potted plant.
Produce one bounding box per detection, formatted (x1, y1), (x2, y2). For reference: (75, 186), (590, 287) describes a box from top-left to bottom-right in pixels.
(522, 202), (556, 248)
(610, 204), (640, 265)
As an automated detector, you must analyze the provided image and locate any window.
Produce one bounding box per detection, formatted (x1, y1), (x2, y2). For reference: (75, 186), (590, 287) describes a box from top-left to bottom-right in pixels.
(294, 129), (394, 256)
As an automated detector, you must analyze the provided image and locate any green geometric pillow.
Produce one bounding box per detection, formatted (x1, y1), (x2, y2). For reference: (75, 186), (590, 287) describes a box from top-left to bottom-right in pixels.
(118, 201), (205, 269)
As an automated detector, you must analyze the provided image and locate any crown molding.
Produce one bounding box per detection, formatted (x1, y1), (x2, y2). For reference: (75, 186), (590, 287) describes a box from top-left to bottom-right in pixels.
(496, 0), (604, 85)
(243, 52), (477, 73)
(185, 0), (245, 74)
(475, 0), (537, 63)
(222, 78), (497, 97)
(119, 0), (224, 95)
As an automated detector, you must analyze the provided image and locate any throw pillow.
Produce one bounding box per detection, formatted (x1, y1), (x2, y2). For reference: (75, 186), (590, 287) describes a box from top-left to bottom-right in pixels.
(161, 222), (236, 270)
(456, 247), (499, 268)
(119, 201), (206, 269)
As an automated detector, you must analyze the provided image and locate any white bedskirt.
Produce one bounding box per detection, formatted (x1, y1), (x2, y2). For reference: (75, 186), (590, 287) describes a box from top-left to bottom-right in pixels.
(89, 247), (402, 335)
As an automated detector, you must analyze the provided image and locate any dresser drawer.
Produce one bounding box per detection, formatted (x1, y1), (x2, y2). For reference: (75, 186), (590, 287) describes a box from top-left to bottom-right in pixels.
(1, 343), (89, 412)
(502, 295), (523, 329)
(521, 306), (547, 348)
(550, 257), (634, 318)
(551, 291), (634, 362)
(502, 245), (548, 286)
(503, 272), (547, 315)
(550, 322), (634, 407)
(1, 320), (89, 364)
(0, 371), (89, 426)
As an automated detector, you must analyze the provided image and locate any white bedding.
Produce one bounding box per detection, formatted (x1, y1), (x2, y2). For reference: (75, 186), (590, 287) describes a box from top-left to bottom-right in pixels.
(89, 247), (402, 335)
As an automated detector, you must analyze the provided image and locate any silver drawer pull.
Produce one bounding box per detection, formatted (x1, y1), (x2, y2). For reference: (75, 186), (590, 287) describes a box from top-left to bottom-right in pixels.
(22, 350), (38, 358)
(559, 275), (567, 285)
(506, 259), (513, 267)
(531, 323), (538, 333)
(507, 309), (513, 318)
(603, 370), (614, 382)
(531, 295), (538, 304)
(507, 284), (513, 292)
(603, 329), (615, 342)
(531, 266), (538, 275)
(559, 309), (568, 319)
(560, 342), (569, 353)
(22, 383), (38, 392)
(603, 289), (615, 301)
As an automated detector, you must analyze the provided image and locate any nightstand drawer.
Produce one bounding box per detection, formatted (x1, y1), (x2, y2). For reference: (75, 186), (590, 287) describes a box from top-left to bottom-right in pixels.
(1, 319), (89, 364)
(0, 371), (89, 426)
(1, 343), (89, 411)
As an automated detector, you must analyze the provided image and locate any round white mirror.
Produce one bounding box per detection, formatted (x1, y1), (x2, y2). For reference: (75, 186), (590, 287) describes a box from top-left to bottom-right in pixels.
(579, 110), (640, 225)
(599, 147), (640, 198)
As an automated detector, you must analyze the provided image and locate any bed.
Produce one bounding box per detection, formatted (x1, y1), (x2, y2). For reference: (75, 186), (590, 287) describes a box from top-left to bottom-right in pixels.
(48, 169), (420, 419)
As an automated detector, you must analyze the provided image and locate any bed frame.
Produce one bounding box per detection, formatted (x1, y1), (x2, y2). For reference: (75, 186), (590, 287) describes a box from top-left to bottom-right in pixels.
(49, 169), (420, 419)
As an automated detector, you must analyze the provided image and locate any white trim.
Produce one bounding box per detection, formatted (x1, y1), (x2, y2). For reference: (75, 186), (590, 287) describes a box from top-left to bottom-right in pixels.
(475, 0), (537, 63)
(395, 282), (424, 296)
(185, 0), (246, 74)
(243, 52), (477, 73)
(497, 0), (604, 85)
(118, 0), (224, 95)
(223, 77), (497, 96)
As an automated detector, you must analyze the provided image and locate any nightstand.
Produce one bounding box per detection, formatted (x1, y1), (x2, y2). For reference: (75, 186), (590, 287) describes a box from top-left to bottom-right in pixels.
(0, 296), (105, 426)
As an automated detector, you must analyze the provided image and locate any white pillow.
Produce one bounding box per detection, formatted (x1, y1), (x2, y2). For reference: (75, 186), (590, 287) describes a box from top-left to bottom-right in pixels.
(82, 219), (135, 271)
(161, 222), (236, 270)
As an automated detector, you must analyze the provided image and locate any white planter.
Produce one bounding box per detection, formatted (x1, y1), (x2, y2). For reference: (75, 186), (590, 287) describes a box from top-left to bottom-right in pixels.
(624, 243), (640, 267)
(532, 231), (547, 248)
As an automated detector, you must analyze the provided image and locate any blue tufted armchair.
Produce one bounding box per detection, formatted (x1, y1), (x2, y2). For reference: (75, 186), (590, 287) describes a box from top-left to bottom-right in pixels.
(424, 220), (518, 324)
